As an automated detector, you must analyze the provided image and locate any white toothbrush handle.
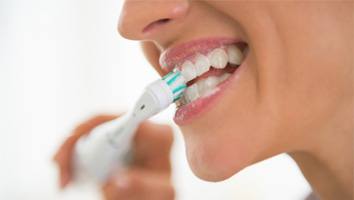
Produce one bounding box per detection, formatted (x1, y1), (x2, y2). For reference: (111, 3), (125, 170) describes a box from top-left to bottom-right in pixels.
(73, 78), (182, 184)
(74, 114), (138, 183)
(73, 80), (172, 183)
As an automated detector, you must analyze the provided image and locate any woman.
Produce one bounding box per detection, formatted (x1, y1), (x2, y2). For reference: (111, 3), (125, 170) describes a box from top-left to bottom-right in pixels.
(54, 1), (353, 200)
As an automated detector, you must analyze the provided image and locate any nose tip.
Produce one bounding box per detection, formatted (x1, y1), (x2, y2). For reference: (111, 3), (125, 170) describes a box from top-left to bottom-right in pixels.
(118, 0), (189, 40)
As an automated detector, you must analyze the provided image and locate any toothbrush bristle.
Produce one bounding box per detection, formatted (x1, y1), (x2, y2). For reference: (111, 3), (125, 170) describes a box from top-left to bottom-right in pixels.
(162, 71), (186, 102)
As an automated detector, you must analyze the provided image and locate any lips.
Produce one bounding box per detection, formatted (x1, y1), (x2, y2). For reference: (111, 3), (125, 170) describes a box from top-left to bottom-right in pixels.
(160, 38), (243, 72)
(159, 37), (248, 125)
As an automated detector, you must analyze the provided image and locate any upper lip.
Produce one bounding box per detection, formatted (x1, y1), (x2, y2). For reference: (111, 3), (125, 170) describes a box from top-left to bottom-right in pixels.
(159, 37), (242, 73)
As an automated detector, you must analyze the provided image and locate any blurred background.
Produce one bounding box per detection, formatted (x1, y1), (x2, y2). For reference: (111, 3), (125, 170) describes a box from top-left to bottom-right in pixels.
(0, 0), (312, 199)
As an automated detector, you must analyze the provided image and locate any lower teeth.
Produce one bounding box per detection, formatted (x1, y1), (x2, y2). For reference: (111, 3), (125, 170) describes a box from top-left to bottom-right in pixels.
(178, 73), (231, 105)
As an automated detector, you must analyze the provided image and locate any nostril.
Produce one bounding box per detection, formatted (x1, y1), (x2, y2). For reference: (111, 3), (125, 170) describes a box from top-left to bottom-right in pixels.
(157, 18), (171, 23)
(142, 18), (172, 33)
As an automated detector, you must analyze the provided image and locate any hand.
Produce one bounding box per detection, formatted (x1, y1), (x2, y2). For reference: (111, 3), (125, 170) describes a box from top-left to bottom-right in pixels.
(53, 115), (175, 200)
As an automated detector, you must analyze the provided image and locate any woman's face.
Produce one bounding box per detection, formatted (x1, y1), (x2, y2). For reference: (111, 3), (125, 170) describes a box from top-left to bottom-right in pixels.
(118, 1), (353, 181)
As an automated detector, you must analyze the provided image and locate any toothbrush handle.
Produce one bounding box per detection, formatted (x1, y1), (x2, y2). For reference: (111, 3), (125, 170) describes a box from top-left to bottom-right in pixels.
(73, 79), (175, 184)
(74, 114), (138, 183)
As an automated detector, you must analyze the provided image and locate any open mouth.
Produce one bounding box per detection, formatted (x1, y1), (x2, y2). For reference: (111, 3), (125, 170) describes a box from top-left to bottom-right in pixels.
(176, 43), (247, 106)
(160, 38), (248, 124)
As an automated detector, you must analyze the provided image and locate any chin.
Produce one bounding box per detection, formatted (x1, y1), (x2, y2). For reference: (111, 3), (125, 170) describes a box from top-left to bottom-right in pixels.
(182, 127), (254, 182)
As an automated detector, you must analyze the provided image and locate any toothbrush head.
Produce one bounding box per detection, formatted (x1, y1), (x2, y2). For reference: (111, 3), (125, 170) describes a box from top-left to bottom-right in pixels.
(162, 70), (187, 102)
(143, 70), (186, 113)
(131, 70), (187, 122)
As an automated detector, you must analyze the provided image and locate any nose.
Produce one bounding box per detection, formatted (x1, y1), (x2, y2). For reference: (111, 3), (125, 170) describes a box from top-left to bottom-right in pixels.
(118, 0), (189, 40)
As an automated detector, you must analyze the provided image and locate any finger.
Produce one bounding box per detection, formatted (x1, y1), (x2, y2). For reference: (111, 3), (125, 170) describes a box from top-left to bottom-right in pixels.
(53, 114), (118, 188)
(133, 122), (174, 171)
(53, 135), (78, 188)
(102, 168), (174, 200)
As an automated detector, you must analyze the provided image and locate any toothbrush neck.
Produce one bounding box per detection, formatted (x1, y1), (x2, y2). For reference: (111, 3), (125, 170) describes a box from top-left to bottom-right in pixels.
(126, 110), (145, 125)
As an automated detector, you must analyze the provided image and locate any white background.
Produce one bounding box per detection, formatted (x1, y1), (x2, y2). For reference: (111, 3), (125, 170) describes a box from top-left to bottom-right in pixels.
(0, 0), (311, 199)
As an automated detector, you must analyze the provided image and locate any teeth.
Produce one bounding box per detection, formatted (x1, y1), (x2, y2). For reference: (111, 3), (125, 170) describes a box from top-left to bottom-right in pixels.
(184, 84), (199, 102)
(179, 73), (232, 105)
(208, 48), (228, 69)
(180, 45), (244, 81)
(178, 44), (245, 105)
(197, 76), (219, 96)
(194, 54), (210, 76)
(219, 73), (231, 82)
(181, 60), (197, 82)
(227, 45), (243, 66)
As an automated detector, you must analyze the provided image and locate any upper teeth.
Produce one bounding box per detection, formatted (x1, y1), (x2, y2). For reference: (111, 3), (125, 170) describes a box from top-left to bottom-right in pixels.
(227, 45), (243, 65)
(181, 60), (197, 82)
(176, 44), (244, 105)
(194, 54), (210, 76)
(179, 45), (243, 82)
(208, 48), (228, 69)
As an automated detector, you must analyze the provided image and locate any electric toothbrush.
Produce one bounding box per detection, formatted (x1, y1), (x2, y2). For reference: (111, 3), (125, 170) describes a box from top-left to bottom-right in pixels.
(74, 70), (186, 183)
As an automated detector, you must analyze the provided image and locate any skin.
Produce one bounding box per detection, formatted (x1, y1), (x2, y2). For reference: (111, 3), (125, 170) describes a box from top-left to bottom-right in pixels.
(54, 1), (354, 200)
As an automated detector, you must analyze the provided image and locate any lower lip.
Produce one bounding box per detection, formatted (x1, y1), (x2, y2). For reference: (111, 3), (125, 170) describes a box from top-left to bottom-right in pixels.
(174, 62), (245, 125)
